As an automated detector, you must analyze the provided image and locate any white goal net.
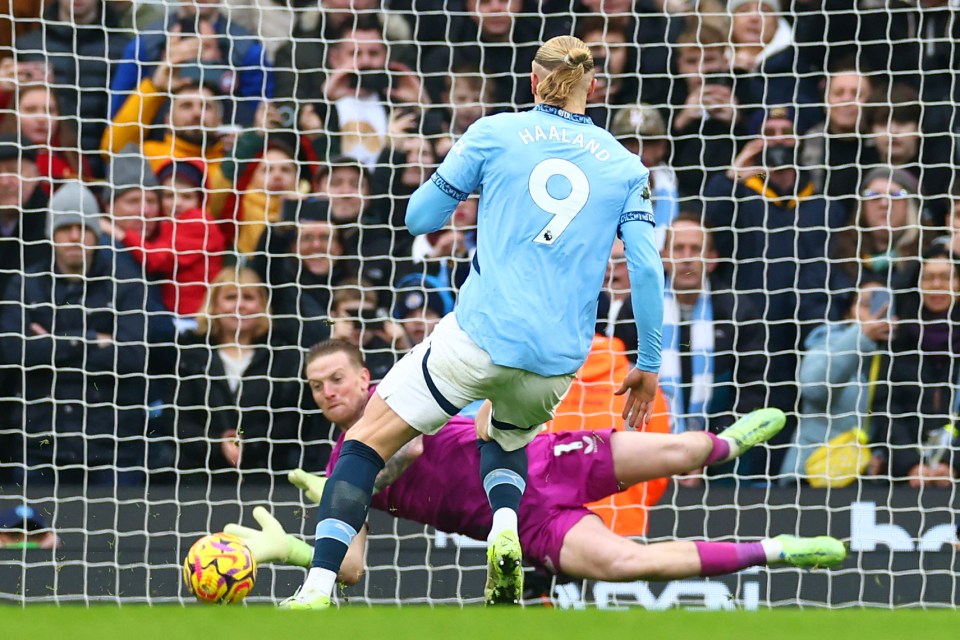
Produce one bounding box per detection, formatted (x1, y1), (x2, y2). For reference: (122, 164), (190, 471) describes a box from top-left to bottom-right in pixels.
(0, 0), (958, 608)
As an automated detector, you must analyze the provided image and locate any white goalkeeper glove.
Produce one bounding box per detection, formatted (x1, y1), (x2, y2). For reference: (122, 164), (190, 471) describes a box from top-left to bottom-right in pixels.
(224, 506), (314, 569)
(288, 468), (328, 504)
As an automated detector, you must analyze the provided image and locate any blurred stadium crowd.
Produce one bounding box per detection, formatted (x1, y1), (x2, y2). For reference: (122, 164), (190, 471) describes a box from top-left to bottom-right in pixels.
(0, 0), (958, 490)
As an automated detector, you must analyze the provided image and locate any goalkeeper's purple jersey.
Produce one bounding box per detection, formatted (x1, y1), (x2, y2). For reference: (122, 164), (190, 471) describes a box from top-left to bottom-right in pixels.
(326, 419), (621, 569)
(327, 417), (494, 540)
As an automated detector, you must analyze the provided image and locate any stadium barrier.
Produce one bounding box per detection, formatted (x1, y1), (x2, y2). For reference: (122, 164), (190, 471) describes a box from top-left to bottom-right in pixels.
(1, 484), (955, 608)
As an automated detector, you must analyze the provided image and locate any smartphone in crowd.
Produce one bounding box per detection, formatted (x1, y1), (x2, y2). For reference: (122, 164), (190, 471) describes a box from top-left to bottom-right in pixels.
(869, 287), (892, 318)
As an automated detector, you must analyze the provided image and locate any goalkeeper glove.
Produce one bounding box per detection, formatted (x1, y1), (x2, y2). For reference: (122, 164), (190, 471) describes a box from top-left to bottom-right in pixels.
(224, 505), (314, 569)
(288, 468), (328, 504)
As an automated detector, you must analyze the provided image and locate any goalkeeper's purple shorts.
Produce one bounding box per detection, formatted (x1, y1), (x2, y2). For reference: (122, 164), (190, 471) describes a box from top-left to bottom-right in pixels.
(519, 428), (621, 574)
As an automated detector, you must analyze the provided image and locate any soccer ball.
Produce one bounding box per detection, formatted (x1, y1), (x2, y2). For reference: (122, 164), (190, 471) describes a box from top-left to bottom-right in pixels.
(183, 532), (257, 604)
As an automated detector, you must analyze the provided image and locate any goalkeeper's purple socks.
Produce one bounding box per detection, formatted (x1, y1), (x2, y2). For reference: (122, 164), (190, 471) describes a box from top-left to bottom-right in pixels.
(694, 541), (768, 576)
(703, 432), (731, 466)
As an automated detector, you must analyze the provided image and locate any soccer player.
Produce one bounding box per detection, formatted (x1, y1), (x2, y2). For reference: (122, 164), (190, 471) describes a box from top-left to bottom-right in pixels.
(228, 341), (845, 596)
(284, 35), (742, 609)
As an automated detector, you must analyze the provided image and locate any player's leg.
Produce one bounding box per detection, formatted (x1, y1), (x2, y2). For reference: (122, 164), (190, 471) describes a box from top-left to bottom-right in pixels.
(282, 395), (420, 610)
(284, 329), (473, 610)
(611, 408), (788, 488)
(482, 370), (574, 605)
(474, 400), (531, 605)
(558, 515), (846, 582)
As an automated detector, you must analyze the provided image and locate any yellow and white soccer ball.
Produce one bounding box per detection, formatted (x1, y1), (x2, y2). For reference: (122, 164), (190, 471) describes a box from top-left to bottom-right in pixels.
(183, 532), (257, 604)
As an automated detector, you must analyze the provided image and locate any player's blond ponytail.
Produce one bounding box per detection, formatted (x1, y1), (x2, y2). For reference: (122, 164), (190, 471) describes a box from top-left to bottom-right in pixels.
(533, 36), (595, 108)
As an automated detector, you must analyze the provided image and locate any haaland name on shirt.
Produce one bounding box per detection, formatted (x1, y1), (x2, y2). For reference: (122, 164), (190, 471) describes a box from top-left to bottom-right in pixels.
(516, 125), (612, 162)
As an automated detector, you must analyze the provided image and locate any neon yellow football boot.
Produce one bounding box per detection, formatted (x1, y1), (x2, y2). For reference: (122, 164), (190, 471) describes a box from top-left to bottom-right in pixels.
(484, 529), (524, 606)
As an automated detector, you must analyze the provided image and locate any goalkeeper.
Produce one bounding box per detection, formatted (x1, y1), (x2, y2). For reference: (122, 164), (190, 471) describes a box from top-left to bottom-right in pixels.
(226, 340), (845, 590)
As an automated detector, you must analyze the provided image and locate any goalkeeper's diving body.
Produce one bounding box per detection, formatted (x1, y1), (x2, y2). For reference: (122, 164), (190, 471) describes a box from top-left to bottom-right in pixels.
(236, 341), (845, 601)
(284, 34), (839, 610)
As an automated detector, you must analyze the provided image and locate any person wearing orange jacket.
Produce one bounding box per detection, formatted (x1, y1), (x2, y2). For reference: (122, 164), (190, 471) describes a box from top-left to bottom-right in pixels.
(547, 334), (671, 536)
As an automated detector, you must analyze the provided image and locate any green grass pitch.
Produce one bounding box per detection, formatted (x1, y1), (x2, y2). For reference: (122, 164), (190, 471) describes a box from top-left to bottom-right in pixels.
(1, 607), (958, 640)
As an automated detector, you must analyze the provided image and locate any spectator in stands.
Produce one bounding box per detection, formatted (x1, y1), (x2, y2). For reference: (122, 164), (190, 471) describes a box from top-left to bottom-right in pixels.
(829, 167), (927, 318)
(931, 187), (960, 255)
(250, 197), (341, 349)
(273, 0), (412, 105)
(705, 107), (843, 471)
(316, 17), (427, 168)
(0, 183), (150, 485)
(109, 0), (273, 126)
(577, 16), (639, 130)
(391, 274), (455, 347)
(779, 280), (894, 485)
(0, 136), (47, 296)
(434, 66), (492, 157)
(16, 0), (127, 174)
(422, 0), (565, 108)
(102, 62), (233, 219)
(798, 0), (960, 102)
(315, 157), (394, 299)
(100, 159), (226, 318)
(330, 283), (406, 382)
(0, 505), (58, 549)
(407, 195), (477, 292)
(231, 136), (309, 255)
(371, 116), (439, 248)
(669, 22), (744, 200)
(574, 0), (681, 106)
(174, 267), (307, 479)
(612, 104), (678, 249)
(0, 85), (82, 187)
(100, 149), (177, 467)
(867, 85), (923, 186)
(545, 333), (672, 533)
(102, 146), (161, 244)
(881, 244), (960, 487)
(0, 135), (46, 483)
(727, 0), (820, 132)
(657, 213), (767, 437)
(598, 238), (639, 364)
(800, 60), (881, 216)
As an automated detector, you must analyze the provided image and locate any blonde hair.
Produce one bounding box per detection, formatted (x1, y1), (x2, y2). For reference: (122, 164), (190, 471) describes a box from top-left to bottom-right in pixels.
(533, 36), (594, 107)
(195, 266), (271, 342)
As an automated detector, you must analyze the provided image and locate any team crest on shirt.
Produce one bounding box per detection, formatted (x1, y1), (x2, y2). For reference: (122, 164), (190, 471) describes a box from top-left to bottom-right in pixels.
(641, 185), (651, 201)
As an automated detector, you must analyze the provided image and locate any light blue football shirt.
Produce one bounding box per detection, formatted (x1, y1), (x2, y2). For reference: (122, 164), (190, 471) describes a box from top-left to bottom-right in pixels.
(407, 104), (663, 377)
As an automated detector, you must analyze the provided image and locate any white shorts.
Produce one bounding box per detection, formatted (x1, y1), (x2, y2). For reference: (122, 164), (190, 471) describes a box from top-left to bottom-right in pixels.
(376, 313), (574, 451)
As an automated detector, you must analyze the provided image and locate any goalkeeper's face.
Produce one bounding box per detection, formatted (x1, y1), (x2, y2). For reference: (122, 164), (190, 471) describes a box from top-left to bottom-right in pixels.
(306, 351), (371, 429)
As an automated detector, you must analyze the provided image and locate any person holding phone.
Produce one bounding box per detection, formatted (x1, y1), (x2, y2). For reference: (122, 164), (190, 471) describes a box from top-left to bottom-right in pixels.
(780, 281), (894, 484)
(881, 245), (960, 488)
(109, 0), (273, 127)
(669, 22), (745, 199)
(828, 167), (926, 319)
(329, 282), (408, 383)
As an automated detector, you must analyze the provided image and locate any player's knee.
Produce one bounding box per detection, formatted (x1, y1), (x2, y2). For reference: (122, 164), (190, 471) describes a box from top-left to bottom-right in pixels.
(666, 435), (707, 472)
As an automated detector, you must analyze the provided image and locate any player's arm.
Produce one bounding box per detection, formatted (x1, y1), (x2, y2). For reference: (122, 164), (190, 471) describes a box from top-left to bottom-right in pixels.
(373, 435), (424, 493)
(614, 170), (665, 428)
(619, 216), (664, 375)
(224, 506), (368, 585)
(339, 524), (368, 586)
(618, 168), (665, 374)
(406, 121), (487, 235)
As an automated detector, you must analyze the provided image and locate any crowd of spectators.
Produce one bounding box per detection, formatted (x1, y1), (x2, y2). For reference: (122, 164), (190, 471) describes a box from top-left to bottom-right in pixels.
(0, 1), (959, 490)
